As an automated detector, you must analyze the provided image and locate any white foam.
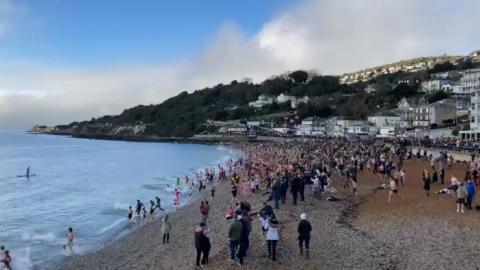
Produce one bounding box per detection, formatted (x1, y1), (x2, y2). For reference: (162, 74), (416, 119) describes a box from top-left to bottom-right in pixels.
(21, 232), (56, 243)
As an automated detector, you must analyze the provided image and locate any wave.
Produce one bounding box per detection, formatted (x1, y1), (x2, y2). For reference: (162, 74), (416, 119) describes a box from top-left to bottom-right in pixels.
(141, 184), (165, 191)
(21, 232), (57, 243)
(97, 218), (126, 235)
(10, 247), (34, 270)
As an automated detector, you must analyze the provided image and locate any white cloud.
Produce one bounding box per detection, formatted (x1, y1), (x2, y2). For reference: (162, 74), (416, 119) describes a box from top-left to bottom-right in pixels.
(1, 0), (480, 130)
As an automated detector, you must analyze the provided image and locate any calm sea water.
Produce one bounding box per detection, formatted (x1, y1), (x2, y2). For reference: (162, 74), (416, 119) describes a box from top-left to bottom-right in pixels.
(0, 132), (239, 269)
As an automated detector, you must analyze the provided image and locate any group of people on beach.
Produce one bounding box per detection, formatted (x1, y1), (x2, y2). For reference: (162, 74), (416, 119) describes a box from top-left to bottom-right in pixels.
(128, 196), (165, 223)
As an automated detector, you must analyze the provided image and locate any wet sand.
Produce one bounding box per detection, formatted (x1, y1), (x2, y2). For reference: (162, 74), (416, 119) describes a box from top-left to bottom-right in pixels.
(59, 158), (480, 270)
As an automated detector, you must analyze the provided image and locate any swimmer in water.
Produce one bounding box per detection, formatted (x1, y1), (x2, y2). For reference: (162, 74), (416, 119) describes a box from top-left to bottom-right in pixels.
(1, 250), (12, 270)
(65, 227), (74, 253)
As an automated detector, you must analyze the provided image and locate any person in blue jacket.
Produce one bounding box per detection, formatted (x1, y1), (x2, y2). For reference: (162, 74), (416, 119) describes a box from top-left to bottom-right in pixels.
(466, 179), (476, 210)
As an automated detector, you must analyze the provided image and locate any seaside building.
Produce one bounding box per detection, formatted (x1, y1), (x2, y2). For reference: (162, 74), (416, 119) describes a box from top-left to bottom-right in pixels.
(460, 89), (480, 140)
(296, 116), (325, 136)
(413, 99), (456, 129)
(452, 68), (480, 97)
(325, 116), (367, 137)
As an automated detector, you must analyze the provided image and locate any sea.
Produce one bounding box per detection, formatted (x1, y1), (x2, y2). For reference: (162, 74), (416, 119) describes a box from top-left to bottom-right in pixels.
(0, 132), (241, 269)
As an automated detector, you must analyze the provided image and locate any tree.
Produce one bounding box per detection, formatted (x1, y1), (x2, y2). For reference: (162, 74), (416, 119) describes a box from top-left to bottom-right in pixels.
(429, 61), (455, 74)
(289, 70), (309, 83)
(393, 83), (417, 98)
(427, 91), (450, 103)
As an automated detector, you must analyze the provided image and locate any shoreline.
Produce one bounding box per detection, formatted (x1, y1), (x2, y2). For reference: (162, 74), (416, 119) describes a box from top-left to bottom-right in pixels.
(29, 131), (260, 145)
(55, 147), (244, 270)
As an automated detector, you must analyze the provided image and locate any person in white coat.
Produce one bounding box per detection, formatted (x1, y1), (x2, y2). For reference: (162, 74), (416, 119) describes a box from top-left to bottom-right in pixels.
(265, 218), (279, 261)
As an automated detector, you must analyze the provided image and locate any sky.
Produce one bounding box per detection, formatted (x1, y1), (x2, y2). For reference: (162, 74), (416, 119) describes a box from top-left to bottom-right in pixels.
(1, 0), (480, 130)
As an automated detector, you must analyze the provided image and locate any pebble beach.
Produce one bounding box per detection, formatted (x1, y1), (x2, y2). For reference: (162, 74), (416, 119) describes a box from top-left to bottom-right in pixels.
(58, 143), (480, 270)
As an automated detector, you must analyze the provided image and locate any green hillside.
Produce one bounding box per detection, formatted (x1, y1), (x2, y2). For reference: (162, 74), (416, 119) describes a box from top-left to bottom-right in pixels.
(54, 57), (479, 137)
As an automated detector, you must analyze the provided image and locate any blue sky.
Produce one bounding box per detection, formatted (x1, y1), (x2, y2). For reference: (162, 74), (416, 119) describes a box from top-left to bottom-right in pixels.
(1, 0), (480, 130)
(1, 0), (292, 68)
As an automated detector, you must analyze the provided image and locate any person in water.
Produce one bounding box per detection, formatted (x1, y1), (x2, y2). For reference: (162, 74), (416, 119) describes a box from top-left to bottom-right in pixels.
(136, 200), (143, 216)
(66, 227), (74, 253)
(26, 166), (31, 178)
(149, 200), (155, 219)
(155, 196), (165, 211)
(1, 250), (12, 270)
(128, 206), (134, 223)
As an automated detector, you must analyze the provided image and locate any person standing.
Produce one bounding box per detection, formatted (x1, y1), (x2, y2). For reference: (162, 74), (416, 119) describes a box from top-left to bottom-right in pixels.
(266, 218), (279, 261)
(162, 215), (172, 243)
(194, 223), (209, 268)
(299, 175), (306, 202)
(290, 175), (300, 205)
(422, 169), (431, 197)
(280, 176), (289, 205)
(65, 227), (74, 253)
(298, 213), (312, 259)
(271, 177), (282, 209)
(237, 214), (251, 266)
(128, 206), (134, 223)
(466, 179), (476, 210)
(456, 182), (468, 213)
(228, 216), (243, 263)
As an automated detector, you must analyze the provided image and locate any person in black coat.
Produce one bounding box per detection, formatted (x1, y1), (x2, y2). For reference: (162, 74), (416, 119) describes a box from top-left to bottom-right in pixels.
(194, 223), (210, 267)
(298, 213), (312, 258)
(299, 175), (306, 202)
(237, 215), (251, 265)
(291, 175), (301, 205)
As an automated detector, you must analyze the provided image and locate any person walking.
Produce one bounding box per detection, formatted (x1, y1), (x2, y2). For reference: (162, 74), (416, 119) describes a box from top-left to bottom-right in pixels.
(194, 222), (210, 268)
(456, 182), (468, 213)
(298, 213), (312, 258)
(162, 215), (172, 243)
(228, 216), (243, 263)
(265, 218), (279, 261)
(65, 227), (74, 253)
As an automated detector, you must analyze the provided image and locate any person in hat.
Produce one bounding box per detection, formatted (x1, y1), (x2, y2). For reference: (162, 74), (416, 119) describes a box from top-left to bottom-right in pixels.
(298, 213), (312, 258)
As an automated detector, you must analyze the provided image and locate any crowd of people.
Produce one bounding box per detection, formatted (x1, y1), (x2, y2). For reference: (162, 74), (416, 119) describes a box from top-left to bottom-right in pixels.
(5, 136), (480, 269)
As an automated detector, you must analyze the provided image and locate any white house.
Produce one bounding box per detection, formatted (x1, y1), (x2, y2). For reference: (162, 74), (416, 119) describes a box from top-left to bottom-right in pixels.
(413, 99), (456, 128)
(296, 117), (325, 136)
(276, 93), (295, 103)
(460, 89), (480, 140)
(248, 94), (275, 108)
(367, 114), (402, 129)
(325, 117), (367, 137)
(452, 68), (480, 97)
